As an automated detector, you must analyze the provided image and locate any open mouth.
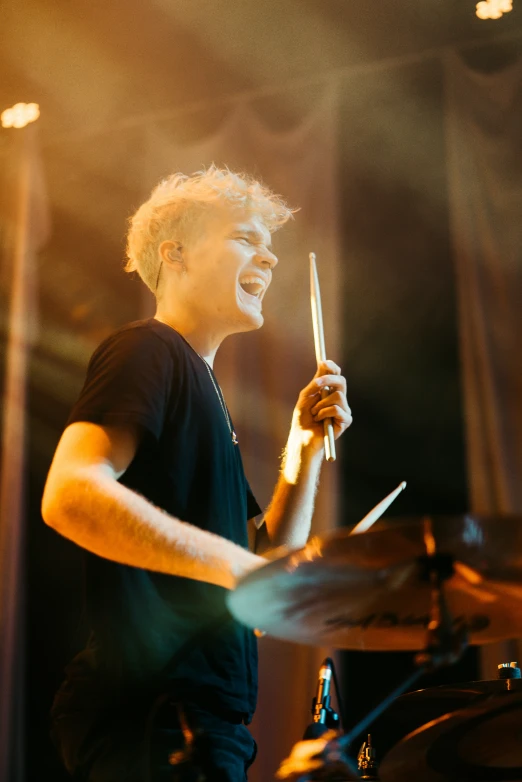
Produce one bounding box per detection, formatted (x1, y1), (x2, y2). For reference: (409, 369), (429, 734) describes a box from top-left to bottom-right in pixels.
(239, 276), (266, 299)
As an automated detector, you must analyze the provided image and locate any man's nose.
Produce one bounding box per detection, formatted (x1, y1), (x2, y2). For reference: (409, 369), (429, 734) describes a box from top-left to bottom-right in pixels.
(255, 248), (278, 270)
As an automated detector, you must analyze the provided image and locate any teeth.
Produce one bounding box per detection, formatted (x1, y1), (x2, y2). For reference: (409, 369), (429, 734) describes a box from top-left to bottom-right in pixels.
(239, 276), (266, 297)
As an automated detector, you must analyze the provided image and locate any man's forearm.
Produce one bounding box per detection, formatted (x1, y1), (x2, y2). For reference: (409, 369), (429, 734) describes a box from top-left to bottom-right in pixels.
(262, 428), (323, 550)
(43, 468), (262, 590)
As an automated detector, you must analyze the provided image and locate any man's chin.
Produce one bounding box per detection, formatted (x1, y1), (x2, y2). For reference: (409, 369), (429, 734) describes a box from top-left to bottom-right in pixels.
(233, 310), (264, 333)
(241, 313), (264, 332)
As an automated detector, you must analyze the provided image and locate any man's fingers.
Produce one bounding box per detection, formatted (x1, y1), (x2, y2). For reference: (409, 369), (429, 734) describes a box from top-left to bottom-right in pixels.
(314, 359), (341, 377)
(315, 374), (346, 391)
(315, 405), (353, 425)
(311, 391), (350, 416)
(301, 374), (346, 398)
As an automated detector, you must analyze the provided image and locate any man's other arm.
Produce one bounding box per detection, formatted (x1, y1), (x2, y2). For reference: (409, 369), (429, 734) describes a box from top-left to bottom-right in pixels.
(256, 360), (352, 552)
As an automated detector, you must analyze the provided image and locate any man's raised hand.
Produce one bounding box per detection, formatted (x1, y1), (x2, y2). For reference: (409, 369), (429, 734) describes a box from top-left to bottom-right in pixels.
(291, 360), (352, 454)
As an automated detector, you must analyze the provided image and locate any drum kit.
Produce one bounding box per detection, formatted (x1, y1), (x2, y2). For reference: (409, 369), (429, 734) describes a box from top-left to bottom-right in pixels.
(227, 513), (522, 781)
(227, 257), (522, 780)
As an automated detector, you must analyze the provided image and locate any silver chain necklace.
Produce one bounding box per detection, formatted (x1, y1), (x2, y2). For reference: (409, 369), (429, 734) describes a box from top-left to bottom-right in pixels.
(198, 354), (238, 446)
(155, 320), (239, 445)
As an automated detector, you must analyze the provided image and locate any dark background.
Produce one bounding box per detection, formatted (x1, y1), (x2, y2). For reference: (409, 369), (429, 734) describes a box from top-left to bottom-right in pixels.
(2, 1), (522, 777)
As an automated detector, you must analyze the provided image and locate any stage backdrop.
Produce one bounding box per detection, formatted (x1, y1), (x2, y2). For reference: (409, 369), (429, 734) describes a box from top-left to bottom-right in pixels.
(136, 88), (341, 782)
(445, 50), (522, 674)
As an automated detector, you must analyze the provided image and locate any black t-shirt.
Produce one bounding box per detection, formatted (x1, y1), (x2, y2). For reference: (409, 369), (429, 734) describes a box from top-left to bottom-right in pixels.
(62, 318), (261, 719)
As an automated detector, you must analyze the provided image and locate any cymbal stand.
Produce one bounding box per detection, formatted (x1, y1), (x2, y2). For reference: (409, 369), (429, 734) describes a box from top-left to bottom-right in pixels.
(338, 552), (468, 753)
(290, 553), (468, 780)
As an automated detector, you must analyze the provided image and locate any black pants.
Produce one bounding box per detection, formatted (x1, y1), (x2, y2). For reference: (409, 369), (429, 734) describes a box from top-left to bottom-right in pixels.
(51, 695), (257, 782)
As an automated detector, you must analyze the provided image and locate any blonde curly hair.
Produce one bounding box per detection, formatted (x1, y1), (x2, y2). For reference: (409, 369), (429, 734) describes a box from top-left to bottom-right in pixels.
(125, 165), (295, 294)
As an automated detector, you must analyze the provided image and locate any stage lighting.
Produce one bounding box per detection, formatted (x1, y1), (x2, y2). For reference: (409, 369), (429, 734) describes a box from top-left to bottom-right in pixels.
(476, 0), (513, 19)
(1, 102), (40, 129)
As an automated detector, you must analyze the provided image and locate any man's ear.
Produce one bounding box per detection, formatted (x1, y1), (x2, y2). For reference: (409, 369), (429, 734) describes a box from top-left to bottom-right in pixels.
(159, 240), (184, 269)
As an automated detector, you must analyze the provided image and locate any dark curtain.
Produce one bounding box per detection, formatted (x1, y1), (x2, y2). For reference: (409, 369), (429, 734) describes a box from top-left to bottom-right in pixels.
(445, 46), (522, 676)
(338, 56), (474, 758)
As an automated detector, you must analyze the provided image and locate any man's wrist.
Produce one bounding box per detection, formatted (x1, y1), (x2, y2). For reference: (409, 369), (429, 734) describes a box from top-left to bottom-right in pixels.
(282, 424), (323, 484)
(231, 547), (266, 588)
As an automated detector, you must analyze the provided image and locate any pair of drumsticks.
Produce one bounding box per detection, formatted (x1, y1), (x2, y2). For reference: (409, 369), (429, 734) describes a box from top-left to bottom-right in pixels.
(310, 252), (406, 531)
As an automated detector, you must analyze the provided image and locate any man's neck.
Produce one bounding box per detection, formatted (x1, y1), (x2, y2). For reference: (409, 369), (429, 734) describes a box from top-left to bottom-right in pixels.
(153, 310), (224, 367)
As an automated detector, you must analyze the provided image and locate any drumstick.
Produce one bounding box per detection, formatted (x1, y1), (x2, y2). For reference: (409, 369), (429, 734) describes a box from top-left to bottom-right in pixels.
(350, 481), (407, 535)
(310, 253), (336, 462)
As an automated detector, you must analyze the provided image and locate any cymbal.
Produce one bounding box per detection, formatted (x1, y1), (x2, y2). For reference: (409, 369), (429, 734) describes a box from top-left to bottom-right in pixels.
(227, 516), (522, 650)
(379, 690), (522, 782)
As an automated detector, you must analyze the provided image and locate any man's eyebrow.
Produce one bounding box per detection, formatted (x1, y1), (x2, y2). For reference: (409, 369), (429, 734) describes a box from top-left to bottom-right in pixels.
(232, 227), (272, 247)
(233, 227), (272, 247)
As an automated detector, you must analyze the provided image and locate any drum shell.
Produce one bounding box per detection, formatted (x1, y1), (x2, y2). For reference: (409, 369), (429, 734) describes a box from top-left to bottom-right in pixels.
(371, 678), (522, 762)
(379, 680), (522, 782)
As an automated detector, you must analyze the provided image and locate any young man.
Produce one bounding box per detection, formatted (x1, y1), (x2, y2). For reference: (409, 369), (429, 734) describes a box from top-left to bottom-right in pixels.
(42, 167), (352, 781)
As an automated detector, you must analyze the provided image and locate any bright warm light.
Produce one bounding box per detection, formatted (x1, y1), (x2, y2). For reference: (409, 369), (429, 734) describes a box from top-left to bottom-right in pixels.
(1, 102), (40, 129)
(476, 0), (513, 19)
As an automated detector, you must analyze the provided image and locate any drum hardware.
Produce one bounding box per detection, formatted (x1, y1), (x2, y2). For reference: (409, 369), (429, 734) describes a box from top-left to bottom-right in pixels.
(276, 657), (355, 780)
(357, 735), (379, 781)
(229, 516), (522, 780)
(303, 657), (341, 740)
(334, 553), (467, 761)
(497, 661), (521, 679)
(276, 546), (470, 781)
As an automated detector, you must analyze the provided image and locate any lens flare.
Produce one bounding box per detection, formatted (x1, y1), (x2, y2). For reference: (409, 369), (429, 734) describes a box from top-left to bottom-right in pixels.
(476, 0), (513, 19)
(1, 102), (40, 129)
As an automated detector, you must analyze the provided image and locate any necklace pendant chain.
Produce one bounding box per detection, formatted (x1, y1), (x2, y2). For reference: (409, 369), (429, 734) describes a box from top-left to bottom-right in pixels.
(199, 354), (238, 446)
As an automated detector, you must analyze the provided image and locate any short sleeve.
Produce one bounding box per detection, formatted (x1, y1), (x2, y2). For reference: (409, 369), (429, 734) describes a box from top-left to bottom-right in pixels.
(67, 327), (175, 442)
(246, 481), (262, 526)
